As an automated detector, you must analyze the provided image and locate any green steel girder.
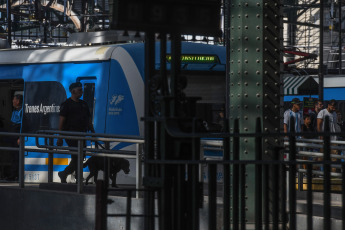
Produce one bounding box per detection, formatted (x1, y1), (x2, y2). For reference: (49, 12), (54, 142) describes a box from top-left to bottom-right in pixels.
(229, 0), (282, 223)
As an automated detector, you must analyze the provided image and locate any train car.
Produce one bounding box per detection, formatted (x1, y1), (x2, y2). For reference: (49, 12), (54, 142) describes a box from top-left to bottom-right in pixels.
(0, 42), (226, 183)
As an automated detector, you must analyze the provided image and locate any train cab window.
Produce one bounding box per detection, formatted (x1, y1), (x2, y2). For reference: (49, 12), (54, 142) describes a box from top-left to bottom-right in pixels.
(81, 82), (95, 122)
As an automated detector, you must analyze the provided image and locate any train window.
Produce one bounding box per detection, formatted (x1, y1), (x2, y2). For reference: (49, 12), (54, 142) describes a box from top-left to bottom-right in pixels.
(82, 83), (95, 122)
(77, 77), (96, 122)
(22, 81), (67, 133)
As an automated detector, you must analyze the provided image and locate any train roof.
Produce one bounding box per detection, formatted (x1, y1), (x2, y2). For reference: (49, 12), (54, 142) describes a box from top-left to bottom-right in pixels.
(0, 42), (226, 66)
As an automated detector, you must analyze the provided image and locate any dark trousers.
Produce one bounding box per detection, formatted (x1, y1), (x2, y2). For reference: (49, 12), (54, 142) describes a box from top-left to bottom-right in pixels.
(61, 139), (84, 178)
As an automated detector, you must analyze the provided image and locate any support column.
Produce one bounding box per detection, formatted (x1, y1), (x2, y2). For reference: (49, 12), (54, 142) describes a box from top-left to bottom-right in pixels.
(229, 0), (282, 223)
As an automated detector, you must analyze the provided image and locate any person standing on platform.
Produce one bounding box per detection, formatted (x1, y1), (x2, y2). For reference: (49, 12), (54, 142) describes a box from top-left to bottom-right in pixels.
(57, 82), (94, 183)
(284, 98), (304, 134)
(317, 99), (337, 140)
(309, 100), (323, 130)
(6, 94), (23, 181)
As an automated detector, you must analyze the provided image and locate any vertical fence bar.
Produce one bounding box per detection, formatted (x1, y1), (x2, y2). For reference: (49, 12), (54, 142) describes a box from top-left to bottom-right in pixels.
(255, 117), (262, 230)
(95, 180), (107, 230)
(233, 119), (240, 230)
(307, 164), (313, 230)
(323, 116), (331, 229)
(281, 165), (287, 230)
(77, 140), (84, 194)
(126, 190), (132, 230)
(263, 163), (269, 230)
(48, 137), (54, 183)
(223, 119), (230, 230)
(104, 142), (110, 188)
(342, 164), (345, 230)
(136, 143), (143, 198)
(208, 163), (217, 230)
(272, 147), (279, 230)
(240, 164), (246, 230)
(288, 117), (296, 230)
(19, 136), (25, 188)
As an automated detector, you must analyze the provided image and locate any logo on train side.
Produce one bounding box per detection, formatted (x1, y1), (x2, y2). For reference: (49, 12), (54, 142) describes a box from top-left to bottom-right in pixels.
(110, 95), (124, 105)
(108, 94), (124, 116)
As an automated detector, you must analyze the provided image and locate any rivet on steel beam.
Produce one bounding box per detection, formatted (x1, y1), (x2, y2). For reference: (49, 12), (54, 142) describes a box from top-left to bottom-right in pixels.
(245, 60), (248, 63)
(274, 94), (278, 97)
(264, 26), (268, 29)
(231, 60), (234, 63)
(244, 71), (248, 75)
(237, 94), (241, 97)
(231, 49), (234, 52)
(244, 116), (248, 120)
(237, 82), (241, 86)
(264, 37), (267, 40)
(245, 48), (248, 52)
(238, 15), (241, 18)
(245, 14), (249, 18)
(244, 128), (248, 131)
(256, 71), (260, 75)
(257, 3), (260, 6)
(231, 83), (234, 86)
(256, 60), (260, 63)
(275, 128), (278, 131)
(264, 128), (268, 132)
(256, 26), (260, 29)
(275, 71), (278, 75)
(264, 116), (267, 119)
(264, 71), (268, 75)
(237, 105), (240, 108)
(238, 26), (241, 29)
(256, 37), (260, 40)
(275, 116), (278, 119)
(264, 94), (268, 98)
(238, 60), (241, 63)
(245, 3), (248, 6)
(275, 139), (278, 143)
(275, 105), (278, 108)
(231, 105), (234, 108)
(256, 14), (260, 18)
(256, 105), (260, 109)
(244, 150), (248, 154)
(244, 82), (248, 86)
(264, 82), (268, 85)
(245, 26), (248, 29)
(244, 37), (248, 40)
(238, 71), (241, 74)
(238, 37), (241, 40)
(231, 26), (234, 30)
(264, 150), (268, 154)
(238, 49), (241, 52)
(231, 94), (234, 97)
(244, 139), (248, 143)
(264, 139), (268, 143)
(264, 104), (268, 107)
(256, 48), (260, 52)
(244, 93), (248, 97)
(231, 71), (234, 75)
(256, 93), (260, 97)
(244, 105), (248, 108)
(256, 82), (260, 86)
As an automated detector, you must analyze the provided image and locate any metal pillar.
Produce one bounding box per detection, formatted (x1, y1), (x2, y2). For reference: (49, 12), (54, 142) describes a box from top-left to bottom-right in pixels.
(229, 0), (282, 223)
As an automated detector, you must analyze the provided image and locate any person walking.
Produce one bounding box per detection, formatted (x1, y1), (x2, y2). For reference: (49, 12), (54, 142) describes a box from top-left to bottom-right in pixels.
(57, 82), (94, 183)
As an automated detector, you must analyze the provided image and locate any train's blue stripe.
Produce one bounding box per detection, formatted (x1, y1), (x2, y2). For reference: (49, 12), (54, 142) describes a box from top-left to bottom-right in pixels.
(25, 165), (90, 172)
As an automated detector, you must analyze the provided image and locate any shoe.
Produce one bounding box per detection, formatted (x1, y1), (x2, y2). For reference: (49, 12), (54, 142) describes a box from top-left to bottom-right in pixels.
(58, 171), (67, 183)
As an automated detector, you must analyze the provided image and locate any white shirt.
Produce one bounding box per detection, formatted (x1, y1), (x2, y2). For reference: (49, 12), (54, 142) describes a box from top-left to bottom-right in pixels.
(284, 109), (304, 133)
(317, 108), (337, 140)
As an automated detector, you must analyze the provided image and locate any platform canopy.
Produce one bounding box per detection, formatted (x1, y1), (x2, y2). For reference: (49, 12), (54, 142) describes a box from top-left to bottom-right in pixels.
(283, 75), (318, 95)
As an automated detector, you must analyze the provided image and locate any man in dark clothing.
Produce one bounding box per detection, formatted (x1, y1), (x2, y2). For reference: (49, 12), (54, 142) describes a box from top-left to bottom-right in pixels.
(57, 82), (94, 183)
(309, 100), (323, 130)
(7, 94), (23, 181)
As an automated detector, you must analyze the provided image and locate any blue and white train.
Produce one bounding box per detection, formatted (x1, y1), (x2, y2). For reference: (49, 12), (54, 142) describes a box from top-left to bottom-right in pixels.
(0, 42), (226, 183)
